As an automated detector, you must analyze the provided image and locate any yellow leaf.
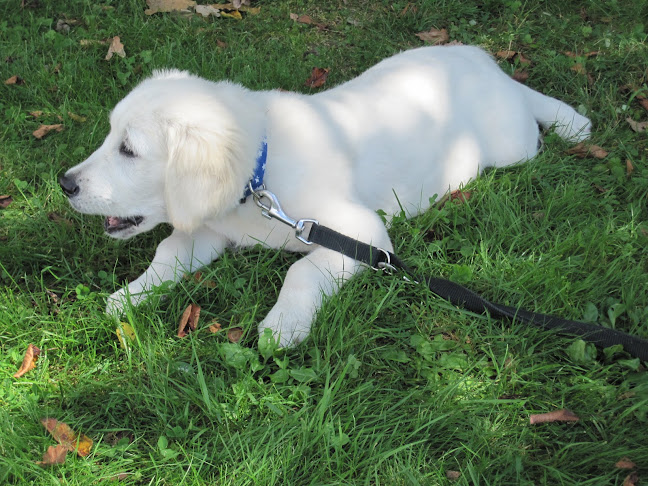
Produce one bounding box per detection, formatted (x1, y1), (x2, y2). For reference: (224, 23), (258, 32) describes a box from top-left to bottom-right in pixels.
(220, 9), (242, 19)
(116, 322), (136, 349)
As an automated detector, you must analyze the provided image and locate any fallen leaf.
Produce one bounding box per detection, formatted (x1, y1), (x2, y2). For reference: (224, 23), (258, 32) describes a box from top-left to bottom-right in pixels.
(219, 9), (242, 19)
(13, 343), (41, 378)
(512, 70), (529, 83)
(145, 0), (196, 15)
(210, 2), (259, 13)
(636, 95), (648, 112)
(626, 117), (648, 133)
(5, 75), (25, 85)
(105, 36), (126, 60)
(177, 303), (201, 338)
(415, 27), (449, 45)
(446, 470), (461, 480)
(33, 124), (64, 140)
(626, 159), (634, 176)
(79, 38), (110, 46)
(29, 110), (43, 118)
(624, 472), (639, 486)
(41, 418), (93, 457)
(496, 50), (516, 60)
(566, 142), (608, 159)
(616, 458), (636, 469)
(194, 5), (221, 17)
(529, 408), (580, 424)
(67, 112), (87, 123)
(571, 63), (587, 75)
(227, 327), (243, 343)
(289, 12), (327, 29)
(290, 13), (313, 24)
(450, 190), (471, 203)
(0, 195), (12, 209)
(116, 322), (136, 349)
(36, 444), (68, 466)
(208, 320), (222, 333)
(304, 67), (330, 88)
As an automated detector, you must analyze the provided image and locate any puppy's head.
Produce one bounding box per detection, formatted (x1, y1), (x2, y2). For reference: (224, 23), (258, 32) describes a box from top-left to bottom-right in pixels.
(60, 69), (263, 238)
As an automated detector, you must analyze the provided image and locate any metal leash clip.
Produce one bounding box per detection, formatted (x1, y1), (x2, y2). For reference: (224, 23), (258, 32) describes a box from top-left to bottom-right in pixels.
(250, 184), (318, 245)
(373, 247), (398, 274)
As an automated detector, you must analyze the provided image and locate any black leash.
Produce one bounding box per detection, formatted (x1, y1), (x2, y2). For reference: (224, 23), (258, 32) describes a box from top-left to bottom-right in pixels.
(308, 224), (648, 361)
(249, 186), (648, 361)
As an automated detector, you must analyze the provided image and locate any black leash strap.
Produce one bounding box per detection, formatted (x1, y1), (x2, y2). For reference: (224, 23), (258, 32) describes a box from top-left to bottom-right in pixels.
(308, 223), (648, 361)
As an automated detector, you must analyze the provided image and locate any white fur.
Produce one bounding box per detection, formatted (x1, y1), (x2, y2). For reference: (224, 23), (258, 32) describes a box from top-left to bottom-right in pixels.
(62, 46), (591, 347)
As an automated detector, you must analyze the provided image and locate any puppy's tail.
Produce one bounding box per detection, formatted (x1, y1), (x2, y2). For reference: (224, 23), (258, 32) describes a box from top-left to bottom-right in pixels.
(521, 84), (591, 142)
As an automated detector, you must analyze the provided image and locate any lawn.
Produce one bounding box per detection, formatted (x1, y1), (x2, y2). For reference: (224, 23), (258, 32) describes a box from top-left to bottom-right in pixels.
(1, 0), (648, 484)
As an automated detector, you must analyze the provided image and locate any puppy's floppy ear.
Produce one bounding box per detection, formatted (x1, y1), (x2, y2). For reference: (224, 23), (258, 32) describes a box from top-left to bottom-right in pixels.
(164, 124), (249, 233)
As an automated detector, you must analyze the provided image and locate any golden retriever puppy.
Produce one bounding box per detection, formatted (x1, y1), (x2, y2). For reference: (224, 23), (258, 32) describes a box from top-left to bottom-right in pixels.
(60, 45), (591, 347)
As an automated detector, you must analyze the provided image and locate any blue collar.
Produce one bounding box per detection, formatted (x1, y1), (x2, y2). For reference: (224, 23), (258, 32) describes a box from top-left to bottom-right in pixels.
(241, 136), (267, 202)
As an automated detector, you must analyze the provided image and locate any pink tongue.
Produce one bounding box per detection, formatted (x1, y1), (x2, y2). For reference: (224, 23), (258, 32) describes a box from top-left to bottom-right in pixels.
(106, 216), (121, 227)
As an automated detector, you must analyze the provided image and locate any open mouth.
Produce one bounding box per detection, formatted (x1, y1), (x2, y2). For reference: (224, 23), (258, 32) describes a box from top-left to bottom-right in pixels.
(104, 215), (144, 234)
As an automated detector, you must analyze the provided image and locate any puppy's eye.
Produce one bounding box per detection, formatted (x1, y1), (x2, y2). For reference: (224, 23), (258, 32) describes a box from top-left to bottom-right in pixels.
(119, 142), (136, 158)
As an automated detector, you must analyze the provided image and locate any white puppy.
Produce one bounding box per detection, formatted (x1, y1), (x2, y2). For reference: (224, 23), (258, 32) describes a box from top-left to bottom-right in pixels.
(60, 45), (591, 347)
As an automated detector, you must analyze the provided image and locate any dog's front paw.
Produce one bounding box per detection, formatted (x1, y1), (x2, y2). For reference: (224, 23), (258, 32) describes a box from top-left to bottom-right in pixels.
(106, 289), (127, 317)
(258, 310), (312, 348)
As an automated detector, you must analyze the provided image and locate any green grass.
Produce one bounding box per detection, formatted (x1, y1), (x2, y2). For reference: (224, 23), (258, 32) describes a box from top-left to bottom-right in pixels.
(1, 0), (648, 484)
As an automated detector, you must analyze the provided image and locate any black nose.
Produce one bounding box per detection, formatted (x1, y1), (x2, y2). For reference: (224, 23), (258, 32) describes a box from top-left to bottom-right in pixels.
(59, 174), (80, 197)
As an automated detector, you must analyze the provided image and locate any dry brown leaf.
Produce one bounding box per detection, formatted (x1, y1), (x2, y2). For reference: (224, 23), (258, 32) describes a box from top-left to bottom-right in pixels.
(145, 0), (196, 14)
(446, 470), (461, 480)
(5, 75), (25, 85)
(13, 343), (41, 378)
(208, 320), (222, 333)
(566, 142), (608, 159)
(624, 472), (639, 486)
(41, 418), (93, 456)
(571, 63), (587, 75)
(33, 124), (64, 140)
(29, 110), (43, 118)
(105, 36), (126, 60)
(626, 159), (635, 176)
(626, 117), (648, 133)
(227, 327), (243, 343)
(289, 12), (327, 29)
(304, 67), (330, 89)
(616, 458), (637, 469)
(512, 70), (529, 83)
(529, 408), (580, 424)
(415, 28), (449, 45)
(517, 53), (531, 65)
(637, 95), (648, 112)
(450, 190), (471, 203)
(290, 13), (312, 24)
(496, 50), (516, 60)
(177, 303), (201, 338)
(0, 195), (13, 209)
(36, 444), (68, 466)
